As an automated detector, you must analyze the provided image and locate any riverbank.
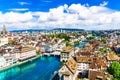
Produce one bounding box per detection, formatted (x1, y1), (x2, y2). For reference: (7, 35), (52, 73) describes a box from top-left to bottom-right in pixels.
(0, 55), (41, 72)
(0, 55), (60, 80)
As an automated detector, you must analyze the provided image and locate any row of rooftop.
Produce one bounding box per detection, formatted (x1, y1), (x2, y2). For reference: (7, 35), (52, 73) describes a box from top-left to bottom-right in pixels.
(0, 25), (120, 80)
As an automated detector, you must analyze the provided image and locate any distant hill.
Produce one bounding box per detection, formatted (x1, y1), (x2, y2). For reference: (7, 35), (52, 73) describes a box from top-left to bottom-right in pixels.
(10, 29), (46, 33)
(53, 28), (84, 31)
(10, 28), (84, 33)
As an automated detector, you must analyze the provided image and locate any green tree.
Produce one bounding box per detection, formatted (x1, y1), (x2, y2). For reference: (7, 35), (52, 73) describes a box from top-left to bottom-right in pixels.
(49, 34), (71, 41)
(101, 38), (107, 43)
(66, 41), (72, 46)
(99, 47), (109, 53)
(64, 36), (71, 41)
(92, 33), (97, 36)
(74, 40), (79, 47)
(36, 50), (40, 55)
(86, 37), (94, 40)
(116, 32), (120, 36)
(8, 41), (18, 45)
(109, 61), (120, 79)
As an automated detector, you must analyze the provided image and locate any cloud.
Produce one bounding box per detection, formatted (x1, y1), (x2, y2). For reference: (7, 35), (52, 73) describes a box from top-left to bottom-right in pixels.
(0, 12), (33, 23)
(0, 3), (120, 30)
(9, 8), (29, 11)
(100, 1), (108, 7)
(18, 2), (30, 5)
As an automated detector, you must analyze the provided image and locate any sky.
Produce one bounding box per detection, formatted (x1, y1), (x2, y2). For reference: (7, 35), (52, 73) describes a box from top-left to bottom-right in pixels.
(0, 0), (120, 30)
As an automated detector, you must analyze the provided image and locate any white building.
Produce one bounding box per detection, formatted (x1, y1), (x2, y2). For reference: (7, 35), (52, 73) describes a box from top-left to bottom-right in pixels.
(76, 56), (90, 75)
(60, 46), (74, 62)
(0, 37), (8, 46)
(0, 56), (6, 68)
(3, 53), (13, 66)
(58, 57), (78, 80)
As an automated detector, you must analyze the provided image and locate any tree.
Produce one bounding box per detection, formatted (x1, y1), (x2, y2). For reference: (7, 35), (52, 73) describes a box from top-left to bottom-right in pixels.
(48, 34), (71, 41)
(116, 32), (120, 36)
(99, 47), (109, 53)
(101, 38), (107, 43)
(74, 40), (79, 47)
(64, 36), (71, 41)
(8, 40), (18, 45)
(86, 37), (94, 40)
(92, 33), (97, 36)
(109, 61), (120, 79)
(36, 50), (40, 55)
(66, 41), (72, 46)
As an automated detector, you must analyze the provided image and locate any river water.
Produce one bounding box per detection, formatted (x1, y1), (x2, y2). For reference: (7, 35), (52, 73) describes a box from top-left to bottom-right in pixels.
(0, 56), (60, 80)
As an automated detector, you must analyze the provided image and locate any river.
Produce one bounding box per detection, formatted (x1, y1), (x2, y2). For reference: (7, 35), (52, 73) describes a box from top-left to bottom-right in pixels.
(0, 56), (60, 80)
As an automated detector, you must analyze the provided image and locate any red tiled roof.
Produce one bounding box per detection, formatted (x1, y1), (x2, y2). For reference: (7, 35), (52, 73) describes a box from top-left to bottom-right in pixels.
(76, 56), (90, 63)
(65, 57), (78, 74)
(89, 70), (111, 80)
(62, 46), (73, 53)
(106, 52), (119, 61)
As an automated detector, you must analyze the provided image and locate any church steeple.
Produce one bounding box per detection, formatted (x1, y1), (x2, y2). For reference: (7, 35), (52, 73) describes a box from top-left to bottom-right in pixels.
(1, 25), (7, 36)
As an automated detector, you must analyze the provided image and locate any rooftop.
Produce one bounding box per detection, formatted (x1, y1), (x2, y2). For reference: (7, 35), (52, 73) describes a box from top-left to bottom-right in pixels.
(89, 70), (111, 80)
(106, 52), (119, 61)
(77, 50), (94, 55)
(65, 57), (78, 74)
(62, 46), (73, 53)
(76, 56), (90, 63)
(89, 57), (107, 69)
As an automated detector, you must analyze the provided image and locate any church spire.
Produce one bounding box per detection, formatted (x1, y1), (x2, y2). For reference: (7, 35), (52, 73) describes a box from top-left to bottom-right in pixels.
(1, 25), (7, 36)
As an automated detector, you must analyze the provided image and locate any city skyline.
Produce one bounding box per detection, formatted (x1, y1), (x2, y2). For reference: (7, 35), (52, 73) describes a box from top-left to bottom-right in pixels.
(0, 0), (120, 30)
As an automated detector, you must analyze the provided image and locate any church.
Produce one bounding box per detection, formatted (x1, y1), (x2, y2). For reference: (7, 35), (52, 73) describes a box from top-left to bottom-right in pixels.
(0, 25), (8, 46)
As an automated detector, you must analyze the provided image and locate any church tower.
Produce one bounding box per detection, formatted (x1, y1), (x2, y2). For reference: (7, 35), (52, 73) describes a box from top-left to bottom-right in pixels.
(0, 25), (8, 46)
(1, 25), (7, 36)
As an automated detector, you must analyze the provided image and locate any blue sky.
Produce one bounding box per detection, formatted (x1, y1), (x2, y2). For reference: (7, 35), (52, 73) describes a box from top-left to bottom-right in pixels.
(0, 0), (120, 30)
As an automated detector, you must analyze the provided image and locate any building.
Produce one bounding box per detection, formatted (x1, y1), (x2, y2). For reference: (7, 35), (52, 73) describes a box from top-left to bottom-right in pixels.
(3, 53), (13, 66)
(76, 56), (90, 75)
(77, 50), (94, 57)
(89, 57), (107, 70)
(0, 37), (8, 46)
(41, 45), (53, 53)
(0, 25), (8, 46)
(106, 52), (120, 66)
(0, 56), (6, 68)
(1, 25), (7, 36)
(89, 70), (112, 80)
(17, 46), (36, 61)
(60, 46), (74, 62)
(58, 57), (78, 80)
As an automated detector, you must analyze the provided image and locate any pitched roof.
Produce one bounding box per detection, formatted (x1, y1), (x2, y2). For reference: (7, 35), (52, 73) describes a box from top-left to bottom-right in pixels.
(76, 56), (90, 63)
(62, 46), (73, 53)
(89, 57), (107, 69)
(97, 59), (107, 68)
(77, 50), (94, 55)
(106, 52), (119, 61)
(65, 57), (78, 74)
(89, 70), (111, 80)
